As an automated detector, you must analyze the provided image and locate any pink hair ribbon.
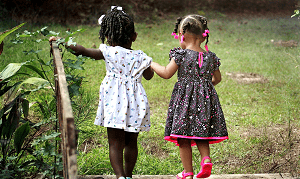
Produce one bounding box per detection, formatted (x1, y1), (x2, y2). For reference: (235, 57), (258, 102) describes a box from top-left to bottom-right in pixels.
(171, 32), (179, 39)
(205, 44), (209, 51)
(202, 29), (210, 37)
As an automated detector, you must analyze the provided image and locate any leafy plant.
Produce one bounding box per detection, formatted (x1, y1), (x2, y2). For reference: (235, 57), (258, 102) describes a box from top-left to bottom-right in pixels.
(0, 25), (93, 178)
(0, 60), (51, 178)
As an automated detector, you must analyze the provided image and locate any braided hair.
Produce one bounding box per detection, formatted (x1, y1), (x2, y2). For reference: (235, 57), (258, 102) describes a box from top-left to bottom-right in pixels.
(173, 15), (209, 45)
(99, 7), (135, 46)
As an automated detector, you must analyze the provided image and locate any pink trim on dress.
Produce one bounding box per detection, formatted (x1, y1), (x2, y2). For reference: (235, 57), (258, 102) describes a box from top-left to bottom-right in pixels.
(165, 135), (229, 146)
(198, 52), (203, 68)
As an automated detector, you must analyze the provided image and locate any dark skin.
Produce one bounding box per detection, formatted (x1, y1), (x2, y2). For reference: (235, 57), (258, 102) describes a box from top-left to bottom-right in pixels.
(50, 32), (153, 178)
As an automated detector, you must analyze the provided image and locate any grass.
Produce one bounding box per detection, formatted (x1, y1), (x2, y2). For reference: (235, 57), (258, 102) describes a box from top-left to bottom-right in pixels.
(1, 12), (299, 177)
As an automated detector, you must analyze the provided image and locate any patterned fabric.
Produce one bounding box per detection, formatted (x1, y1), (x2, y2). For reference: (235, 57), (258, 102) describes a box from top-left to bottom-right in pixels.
(165, 47), (228, 146)
(94, 44), (152, 132)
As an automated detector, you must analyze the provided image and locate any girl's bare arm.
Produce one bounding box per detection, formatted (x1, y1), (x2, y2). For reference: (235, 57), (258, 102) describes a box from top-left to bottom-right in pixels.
(49, 36), (104, 60)
(150, 58), (178, 79)
(212, 69), (222, 86)
(68, 44), (104, 60)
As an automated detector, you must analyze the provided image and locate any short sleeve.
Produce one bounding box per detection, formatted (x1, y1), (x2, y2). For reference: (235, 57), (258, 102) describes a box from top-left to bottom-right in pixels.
(140, 51), (152, 69)
(99, 44), (108, 58)
(211, 52), (221, 71)
(169, 47), (186, 65)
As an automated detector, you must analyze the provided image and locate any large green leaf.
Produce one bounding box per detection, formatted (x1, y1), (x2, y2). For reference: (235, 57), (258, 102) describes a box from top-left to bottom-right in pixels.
(0, 23), (26, 44)
(2, 101), (19, 139)
(23, 64), (45, 79)
(21, 77), (49, 88)
(0, 61), (31, 81)
(0, 63), (22, 81)
(14, 122), (30, 154)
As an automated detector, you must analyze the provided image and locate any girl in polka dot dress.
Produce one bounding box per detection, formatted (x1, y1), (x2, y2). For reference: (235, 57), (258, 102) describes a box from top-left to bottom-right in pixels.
(51, 6), (154, 179)
(151, 15), (228, 179)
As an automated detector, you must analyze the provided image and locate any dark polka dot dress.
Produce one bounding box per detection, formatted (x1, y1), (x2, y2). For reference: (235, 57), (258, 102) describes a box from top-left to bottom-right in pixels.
(164, 47), (228, 146)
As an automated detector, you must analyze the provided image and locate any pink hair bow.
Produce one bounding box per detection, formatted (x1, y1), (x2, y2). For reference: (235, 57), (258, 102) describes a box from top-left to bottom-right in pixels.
(202, 29), (210, 37)
(171, 32), (179, 39)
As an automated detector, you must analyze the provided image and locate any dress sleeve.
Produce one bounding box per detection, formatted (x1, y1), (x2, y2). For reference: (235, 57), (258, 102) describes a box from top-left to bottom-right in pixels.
(99, 44), (107, 59)
(141, 53), (152, 69)
(169, 47), (186, 65)
(212, 52), (221, 71)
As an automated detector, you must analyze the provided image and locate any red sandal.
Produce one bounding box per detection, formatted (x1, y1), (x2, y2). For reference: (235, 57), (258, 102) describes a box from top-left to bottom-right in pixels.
(196, 156), (213, 178)
(176, 170), (194, 179)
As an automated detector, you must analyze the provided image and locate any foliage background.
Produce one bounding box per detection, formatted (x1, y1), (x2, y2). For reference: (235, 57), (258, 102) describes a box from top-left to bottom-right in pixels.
(0, 0), (297, 24)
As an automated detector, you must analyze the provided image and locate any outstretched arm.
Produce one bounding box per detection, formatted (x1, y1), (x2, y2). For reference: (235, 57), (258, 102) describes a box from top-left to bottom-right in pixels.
(212, 69), (222, 86)
(67, 44), (104, 60)
(150, 58), (178, 79)
(49, 36), (104, 60)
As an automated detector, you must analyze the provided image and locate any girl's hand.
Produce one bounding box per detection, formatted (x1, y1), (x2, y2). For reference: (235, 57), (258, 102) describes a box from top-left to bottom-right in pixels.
(49, 36), (58, 42)
(49, 36), (62, 48)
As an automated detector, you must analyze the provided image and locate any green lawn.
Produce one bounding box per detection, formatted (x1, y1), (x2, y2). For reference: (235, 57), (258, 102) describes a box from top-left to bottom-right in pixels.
(1, 12), (299, 177)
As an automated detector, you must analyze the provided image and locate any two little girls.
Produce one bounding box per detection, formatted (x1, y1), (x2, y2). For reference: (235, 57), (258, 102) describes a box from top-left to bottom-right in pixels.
(50, 6), (228, 179)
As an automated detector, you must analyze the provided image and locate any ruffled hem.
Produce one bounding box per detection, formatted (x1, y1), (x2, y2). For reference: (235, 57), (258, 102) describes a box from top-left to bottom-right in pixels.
(94, 122), (151, 133)
(164, 135), (228, 146)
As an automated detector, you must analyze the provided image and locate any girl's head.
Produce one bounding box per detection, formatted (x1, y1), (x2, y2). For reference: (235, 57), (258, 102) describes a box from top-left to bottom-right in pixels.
(99, 6), (136, 46)
(173, 15), (209, 46)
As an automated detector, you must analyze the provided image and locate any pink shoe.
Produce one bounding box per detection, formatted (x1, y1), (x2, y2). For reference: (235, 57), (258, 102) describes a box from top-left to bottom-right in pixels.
(196, 156), (213, 178)
(176, 170), (194, 179)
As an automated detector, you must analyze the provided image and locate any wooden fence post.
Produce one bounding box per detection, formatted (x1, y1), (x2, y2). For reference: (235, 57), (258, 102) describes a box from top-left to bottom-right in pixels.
(52, 41), (77, 179)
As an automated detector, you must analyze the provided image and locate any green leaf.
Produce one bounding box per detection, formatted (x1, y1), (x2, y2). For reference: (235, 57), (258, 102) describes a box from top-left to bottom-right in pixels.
(49, 31), (60, 36)
(21, 77), (49, 88)
(37, 102), (47, 117)
(40, 26), (49, 36)
(22, 99), (29, 119)
(68, 83), (80, 96)
(66, 37), (77, 46)
(23, 64), (46, 79)
(14, 122), (30, 154)
(0, 63), (22, 81)
(31, 132), (61, 146)
(64, 59), (84, 70)
(3, 101), (20, 139)
(0, 61), (33, 81)
(0, 23), (26, 44)
(23, 49), (42, 55)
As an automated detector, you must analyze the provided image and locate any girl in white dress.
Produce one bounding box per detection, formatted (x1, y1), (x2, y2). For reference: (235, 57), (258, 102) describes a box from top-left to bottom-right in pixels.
(50, 6), (154, 179)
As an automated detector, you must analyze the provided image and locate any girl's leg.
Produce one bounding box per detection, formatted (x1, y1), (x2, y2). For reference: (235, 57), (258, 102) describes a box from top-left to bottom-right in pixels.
(124, 131), (139, 178)
(195, 140), (212, 178)
(107, 128), (126, 178)
(195, 140), (210, 162)
(178, 139), (193, 173)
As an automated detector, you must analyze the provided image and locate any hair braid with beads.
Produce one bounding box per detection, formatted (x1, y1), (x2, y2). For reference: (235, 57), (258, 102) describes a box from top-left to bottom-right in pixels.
(173, 15), (209, 45)
(99, 7), (135, 46)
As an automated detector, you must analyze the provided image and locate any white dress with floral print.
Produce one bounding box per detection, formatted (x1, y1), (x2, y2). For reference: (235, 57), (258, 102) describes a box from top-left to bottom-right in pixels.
(94, 44), (152, 132)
